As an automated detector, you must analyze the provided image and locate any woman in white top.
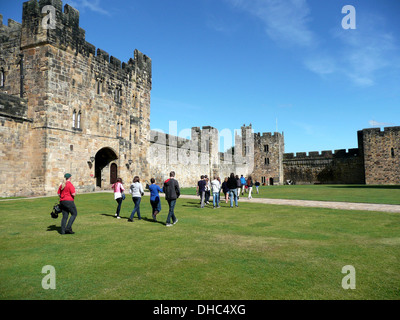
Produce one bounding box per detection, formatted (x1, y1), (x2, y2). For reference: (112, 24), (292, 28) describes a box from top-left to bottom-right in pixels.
(111, 178), (125, 219)
(128, 176), (144, 222)
(211, 176), (221, 208)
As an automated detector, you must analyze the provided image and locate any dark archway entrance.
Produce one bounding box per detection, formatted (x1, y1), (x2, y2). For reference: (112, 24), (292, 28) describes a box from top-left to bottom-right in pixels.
(269, 177), (274, 186)
(95, 147), (118, 188)
(110, 163), (118, 185)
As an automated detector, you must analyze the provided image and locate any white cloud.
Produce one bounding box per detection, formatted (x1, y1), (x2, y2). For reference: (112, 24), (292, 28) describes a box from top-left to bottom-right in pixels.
(67, 0), (110, 16)
(225, 0), (400, 87)
(226, 0), (316, 48)
(369, 120), (396, 127)
(303, 55), (336, 75)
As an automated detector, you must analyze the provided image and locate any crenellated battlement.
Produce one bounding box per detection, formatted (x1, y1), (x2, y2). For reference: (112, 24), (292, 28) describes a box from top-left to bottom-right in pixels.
(254, 131), (283, 141)
(15, 0), (151, 82)
(0, 15), (22, 42)
(284, 148), (360, 160)
(359, 126), (400, 137)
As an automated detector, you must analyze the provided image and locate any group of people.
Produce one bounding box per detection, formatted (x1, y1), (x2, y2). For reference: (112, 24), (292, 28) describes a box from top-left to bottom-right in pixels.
(56, 170), (261, 235)
(56, 171), (181, 235)
(111, 171), (180, 227)
(196, 174), (261, 208)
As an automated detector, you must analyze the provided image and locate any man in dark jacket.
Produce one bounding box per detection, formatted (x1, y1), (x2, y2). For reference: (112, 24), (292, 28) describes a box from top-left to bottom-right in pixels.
(227, 173), (239, 208)
(164, 171), (180, 227)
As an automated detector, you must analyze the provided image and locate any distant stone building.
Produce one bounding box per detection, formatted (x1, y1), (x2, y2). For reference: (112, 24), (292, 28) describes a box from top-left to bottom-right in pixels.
(283, 127), (400, 185)
(0, 1), (398, 198)
(359, 127), (400, 185)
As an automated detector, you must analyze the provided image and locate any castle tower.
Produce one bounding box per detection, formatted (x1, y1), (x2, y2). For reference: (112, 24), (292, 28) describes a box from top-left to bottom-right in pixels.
(252, 130), (284, 185)
(359, 126), (400, 185)
(0, 0), (152, 196)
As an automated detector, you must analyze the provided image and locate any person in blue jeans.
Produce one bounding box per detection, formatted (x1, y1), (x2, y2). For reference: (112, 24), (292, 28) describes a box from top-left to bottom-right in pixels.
(227, 173), (238, 208)
(148, 178), (163, 221)
(164, 171), (180, 227)
(211, 176), (221, 208)
(128, 176), (144, 222)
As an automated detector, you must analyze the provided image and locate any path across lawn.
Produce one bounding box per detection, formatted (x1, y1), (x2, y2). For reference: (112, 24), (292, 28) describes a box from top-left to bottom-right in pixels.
(178, 194), (400, 213)
(2, 191), (400, 213)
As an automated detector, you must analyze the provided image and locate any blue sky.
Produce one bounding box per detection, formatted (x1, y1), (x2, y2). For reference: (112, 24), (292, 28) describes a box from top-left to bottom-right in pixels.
(1, 0), (399, 153)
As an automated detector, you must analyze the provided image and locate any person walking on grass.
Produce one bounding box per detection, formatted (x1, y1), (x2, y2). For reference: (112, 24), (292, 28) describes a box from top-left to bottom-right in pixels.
(240, 175), (246, 195)
(149, 178), (163, 221)
(111, 178), (125, 219)
(128, 176), (144, 222)
(247, 176), (253, 199)
(164, 171), (180, 227)
(205, 176), (211, 204)
(236, 175), (242, 200)
(197, 175), (206, 208)
(221, 177), (229, 203)
(228, 173), (239, 208)
(211, 176), (221, 208)
(255, 180), (260, 194)
(57, 173), (77, 234)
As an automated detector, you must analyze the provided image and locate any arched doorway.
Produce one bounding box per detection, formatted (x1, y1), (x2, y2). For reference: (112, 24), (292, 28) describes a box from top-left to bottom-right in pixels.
(95, 147), (118, 188)
(110, 163), (118, 185)
(269, 177), (274, 186)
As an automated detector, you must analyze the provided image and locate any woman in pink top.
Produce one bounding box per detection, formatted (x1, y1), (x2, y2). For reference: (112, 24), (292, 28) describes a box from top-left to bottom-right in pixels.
(111, 178), (125, 219)
(57, 173), (77, 234)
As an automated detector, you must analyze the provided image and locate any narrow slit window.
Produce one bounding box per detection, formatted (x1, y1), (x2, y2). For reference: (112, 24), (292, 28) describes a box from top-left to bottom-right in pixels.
(391, 148), (395, 157)
(72, 110), (76, 128)
(0, 69), (4, 87)
(77, 111), (81, 129)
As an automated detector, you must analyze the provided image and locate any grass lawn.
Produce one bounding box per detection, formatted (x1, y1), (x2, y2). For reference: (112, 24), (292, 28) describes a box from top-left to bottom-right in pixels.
(1, 193), (399, 300)
(180, 184), (400, 205)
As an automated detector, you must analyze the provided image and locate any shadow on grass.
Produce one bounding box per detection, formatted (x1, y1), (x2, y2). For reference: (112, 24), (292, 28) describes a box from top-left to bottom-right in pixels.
(100, 213), (166, 226)
(47, 224), (62, 234)
(182, 201), (201, 208)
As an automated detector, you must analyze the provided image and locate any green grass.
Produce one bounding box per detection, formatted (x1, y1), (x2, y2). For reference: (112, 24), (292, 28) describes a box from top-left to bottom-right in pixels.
(180, 184), (400, 205)
(1, 193), (399, 300)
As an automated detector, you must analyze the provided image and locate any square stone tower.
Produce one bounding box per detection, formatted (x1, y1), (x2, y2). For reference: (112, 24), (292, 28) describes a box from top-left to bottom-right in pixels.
(0, 0), (152, 196)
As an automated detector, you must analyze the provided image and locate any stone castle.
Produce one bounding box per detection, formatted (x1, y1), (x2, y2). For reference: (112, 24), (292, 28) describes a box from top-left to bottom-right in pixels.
(0, 1), (399, 197)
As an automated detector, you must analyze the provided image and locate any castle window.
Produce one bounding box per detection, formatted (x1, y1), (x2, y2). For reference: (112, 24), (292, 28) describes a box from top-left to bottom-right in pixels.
(72, 110), (76, 128)
(117, 122), (123, 137)
(97, 80), (101, 94)
(77, 111), (81, 129)
(265, 158), (270, 165)
(391, 148), (395, 157)
(115, 87), (122, 103)
(0, 69), (4, 87)
(264, 145), (269, 152)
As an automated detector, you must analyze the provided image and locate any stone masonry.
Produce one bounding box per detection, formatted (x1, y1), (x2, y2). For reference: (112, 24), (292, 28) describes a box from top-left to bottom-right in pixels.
(0, 1), (398, 197)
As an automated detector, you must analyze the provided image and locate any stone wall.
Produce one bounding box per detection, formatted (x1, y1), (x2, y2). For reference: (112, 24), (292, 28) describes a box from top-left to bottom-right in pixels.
(283, 149), (365, 185)
(0, 93), (36, 197)
(148, 126), (253, 188)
